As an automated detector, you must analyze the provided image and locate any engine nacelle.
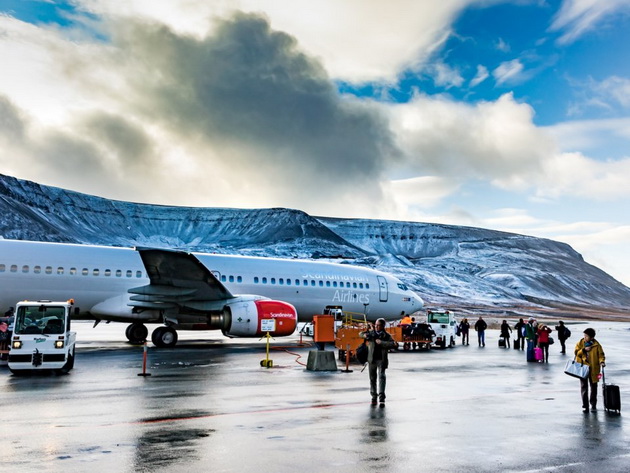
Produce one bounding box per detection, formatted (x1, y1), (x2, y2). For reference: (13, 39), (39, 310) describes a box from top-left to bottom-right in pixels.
(223, 299), (297, 337)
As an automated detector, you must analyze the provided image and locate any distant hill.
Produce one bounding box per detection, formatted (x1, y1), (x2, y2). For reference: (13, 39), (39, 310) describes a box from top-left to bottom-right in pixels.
(1, 173), (629, 320)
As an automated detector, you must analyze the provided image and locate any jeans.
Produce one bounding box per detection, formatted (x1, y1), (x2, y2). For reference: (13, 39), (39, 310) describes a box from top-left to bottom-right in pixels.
(478, 331), (485, 346)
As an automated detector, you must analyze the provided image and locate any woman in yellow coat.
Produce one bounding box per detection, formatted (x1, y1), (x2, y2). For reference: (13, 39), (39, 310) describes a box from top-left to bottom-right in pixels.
(574, 327), (606, 413)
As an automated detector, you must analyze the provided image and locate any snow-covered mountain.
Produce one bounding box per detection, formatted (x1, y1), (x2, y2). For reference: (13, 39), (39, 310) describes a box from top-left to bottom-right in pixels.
(1, 174), (629, 318)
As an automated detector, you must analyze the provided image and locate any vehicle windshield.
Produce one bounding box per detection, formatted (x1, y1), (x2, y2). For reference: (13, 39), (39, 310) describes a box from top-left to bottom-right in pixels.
(15, 305), (66, 335)
(428, 312), (450, 324)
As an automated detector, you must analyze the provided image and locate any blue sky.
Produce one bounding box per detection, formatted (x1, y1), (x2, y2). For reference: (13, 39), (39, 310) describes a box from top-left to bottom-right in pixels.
(1, 0), (629, 286)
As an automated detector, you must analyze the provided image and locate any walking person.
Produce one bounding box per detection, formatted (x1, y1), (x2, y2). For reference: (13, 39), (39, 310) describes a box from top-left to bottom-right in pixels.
(500, 320), (512, 349)
(574, 328), (606, 413)
(555, 321), (571, 354)
(514, 318), (525, 350)
(459, 318), (470, 345)
(360, 318), (398, 406)
(474, 316), (487, 347)
(537, 324), (552, 362)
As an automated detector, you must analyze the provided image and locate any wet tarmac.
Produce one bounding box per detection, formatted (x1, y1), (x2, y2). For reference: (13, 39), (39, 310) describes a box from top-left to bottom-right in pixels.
(1, 320), (629, 473)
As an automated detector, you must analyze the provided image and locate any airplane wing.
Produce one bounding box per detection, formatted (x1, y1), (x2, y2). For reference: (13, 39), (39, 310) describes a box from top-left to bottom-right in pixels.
(128, 248), (234, 308)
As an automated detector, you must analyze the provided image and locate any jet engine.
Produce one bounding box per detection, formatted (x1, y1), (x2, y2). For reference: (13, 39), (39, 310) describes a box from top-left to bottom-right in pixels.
(222, 299), (297, 337)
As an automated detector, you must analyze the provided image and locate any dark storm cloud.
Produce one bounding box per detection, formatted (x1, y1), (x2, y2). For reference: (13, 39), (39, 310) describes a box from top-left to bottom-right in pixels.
(0, 95), (26, 143)
(113, 12), (399, 187)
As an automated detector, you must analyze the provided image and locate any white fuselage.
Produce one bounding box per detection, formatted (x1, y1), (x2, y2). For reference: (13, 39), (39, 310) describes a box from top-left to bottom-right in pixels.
(0, 240), (423, 324)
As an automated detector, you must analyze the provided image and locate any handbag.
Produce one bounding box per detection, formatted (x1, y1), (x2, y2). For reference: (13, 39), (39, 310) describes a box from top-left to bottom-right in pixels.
(356, 342), (368, 364)
(564, 358), (590, 379)
(549, 337), (555, 345)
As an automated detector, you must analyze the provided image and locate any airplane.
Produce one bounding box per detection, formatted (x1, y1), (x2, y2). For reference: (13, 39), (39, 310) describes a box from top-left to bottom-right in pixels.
(0, 239), (424, 347)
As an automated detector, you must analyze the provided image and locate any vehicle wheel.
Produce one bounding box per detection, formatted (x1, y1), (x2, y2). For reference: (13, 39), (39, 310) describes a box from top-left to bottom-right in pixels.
(126, 323), (148, 344)
(403, 342), (410, 351)
(152, 326), (178, 348)
(57, 347), (75, 375)
(449, 337), (455, 348)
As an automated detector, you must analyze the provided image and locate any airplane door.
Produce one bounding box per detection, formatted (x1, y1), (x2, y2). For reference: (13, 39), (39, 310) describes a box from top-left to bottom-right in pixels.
(377, 276), (388, 302)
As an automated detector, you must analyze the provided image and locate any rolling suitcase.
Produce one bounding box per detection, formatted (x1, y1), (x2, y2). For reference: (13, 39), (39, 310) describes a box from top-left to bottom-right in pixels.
(513, 339), (520, 350)
(602, 368), (621, 413)
(534, 347), (543, 361)
(498, 338), (506, 348)
(526, 343), (536, 362)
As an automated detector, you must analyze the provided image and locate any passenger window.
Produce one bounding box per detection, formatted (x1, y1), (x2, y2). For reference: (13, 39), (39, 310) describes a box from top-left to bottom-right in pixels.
(57, 267), (64, 275)
(221, 275), (226, 282)
(0, 264), (4, 272)
(70, 267), (77, 275)
(311, 280), (315, 286)
(286, 279), (291, 286)
(237, 276), (242, 283)
(319, 281), (323, 287)
(10, 265), (17, 273)
(45, 266), (52, 274)
(93, 269), (100, 276)
(126, 270), (132, 277)
(271, 278), (276, 285)
(229, 275), (234, 282)
(22, 265), (29, 273)
(104, 269), (111, 277)
(326, 281), (330, 287)
(279, 278), (284, 285)
(353, 283), (357, 288)
(82, 268), (89, 276)
(333, 281), (337, 287)
(136, 271), (142, 278)
(115, 270), (121, 277)
(295, 279), (300, 286)
(366, 283), (370, 289)
(254, 277), (259, 284)
(34, 266), (41, 274)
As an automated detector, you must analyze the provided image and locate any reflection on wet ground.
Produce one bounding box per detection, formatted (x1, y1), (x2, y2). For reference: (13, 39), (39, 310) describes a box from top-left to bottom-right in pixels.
(1, 321), (629, 472)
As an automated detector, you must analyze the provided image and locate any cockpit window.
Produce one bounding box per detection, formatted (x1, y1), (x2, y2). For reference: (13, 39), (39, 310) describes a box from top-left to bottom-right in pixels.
(397, 283), (408, 291)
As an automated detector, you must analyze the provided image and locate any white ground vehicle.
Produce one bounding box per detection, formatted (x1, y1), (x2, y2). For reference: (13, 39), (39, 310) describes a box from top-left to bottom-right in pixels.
(427, 309), (458, 348)
(8, 300), (76, 375)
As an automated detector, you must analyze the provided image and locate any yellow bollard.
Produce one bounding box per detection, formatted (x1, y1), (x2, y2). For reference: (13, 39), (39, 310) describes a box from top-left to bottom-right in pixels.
(259, 332), (274, 368)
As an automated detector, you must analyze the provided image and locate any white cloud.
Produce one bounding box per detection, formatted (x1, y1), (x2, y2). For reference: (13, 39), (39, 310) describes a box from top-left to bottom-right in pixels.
(75, 0), (471, 83)
(428, 62), (465, 89)
(550, 0), (630, 45)
(469, 64), (489, 87)
(388, 92), (554, 185)
(492, 59), (525, 85)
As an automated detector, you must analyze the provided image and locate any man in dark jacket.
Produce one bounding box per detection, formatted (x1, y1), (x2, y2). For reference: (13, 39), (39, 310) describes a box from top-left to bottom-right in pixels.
(555, 320), (571, 354)
(474, 317), (487, 347)
(360, 318), (398, 405)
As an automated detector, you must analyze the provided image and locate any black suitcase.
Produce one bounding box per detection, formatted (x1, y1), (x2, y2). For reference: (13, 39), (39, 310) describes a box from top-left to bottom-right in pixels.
(498, 338), (506, 348)
(602, 368), (621, 413)
(513, 339), (520, 350)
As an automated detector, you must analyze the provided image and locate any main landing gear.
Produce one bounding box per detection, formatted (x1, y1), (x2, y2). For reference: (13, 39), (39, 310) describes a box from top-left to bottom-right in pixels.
(124, 323), (179, 348)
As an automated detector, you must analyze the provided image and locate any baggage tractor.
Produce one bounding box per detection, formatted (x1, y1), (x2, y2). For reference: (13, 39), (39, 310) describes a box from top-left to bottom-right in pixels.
(534, 347), (543, 361)
(498, 338), (506, 348)
(602, 368), (621, 413)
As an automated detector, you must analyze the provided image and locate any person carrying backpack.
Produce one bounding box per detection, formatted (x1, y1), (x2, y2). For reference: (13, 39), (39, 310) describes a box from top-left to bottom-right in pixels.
(555, 320), (571, 354)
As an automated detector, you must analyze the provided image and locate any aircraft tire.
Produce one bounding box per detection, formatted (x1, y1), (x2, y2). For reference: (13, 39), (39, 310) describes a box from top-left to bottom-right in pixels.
(152, 326), (178, 348)
(126, 323), (148, 344)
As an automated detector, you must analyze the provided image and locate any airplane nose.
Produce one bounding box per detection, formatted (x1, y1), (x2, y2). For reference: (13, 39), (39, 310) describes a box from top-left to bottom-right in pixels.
(414, 293), (424, 308)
